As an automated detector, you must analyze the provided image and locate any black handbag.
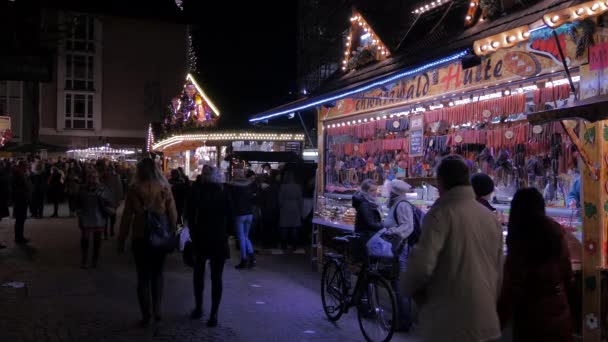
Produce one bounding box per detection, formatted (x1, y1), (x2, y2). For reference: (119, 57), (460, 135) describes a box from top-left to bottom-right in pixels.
(139, 192), (176, 253)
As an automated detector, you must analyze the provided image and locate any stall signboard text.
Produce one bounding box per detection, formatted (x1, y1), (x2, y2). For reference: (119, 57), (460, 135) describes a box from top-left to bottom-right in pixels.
(409, 115), (424, 157)
(321, 31), (586, 120)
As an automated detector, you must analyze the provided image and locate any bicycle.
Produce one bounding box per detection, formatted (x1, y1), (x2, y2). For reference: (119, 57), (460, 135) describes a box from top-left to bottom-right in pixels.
(320, 233), (398, 342)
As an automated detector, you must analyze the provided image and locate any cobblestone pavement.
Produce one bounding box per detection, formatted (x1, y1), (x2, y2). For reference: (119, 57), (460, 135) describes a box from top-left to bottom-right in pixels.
(0, 205), (421, 342)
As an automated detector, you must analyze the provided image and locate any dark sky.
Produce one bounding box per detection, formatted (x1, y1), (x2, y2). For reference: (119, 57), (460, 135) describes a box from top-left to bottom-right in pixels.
(185, 2), (299, 127)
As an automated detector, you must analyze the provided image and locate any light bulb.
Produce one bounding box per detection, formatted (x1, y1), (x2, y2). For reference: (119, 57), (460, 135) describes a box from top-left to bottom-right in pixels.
(523, 31), (530, 38)
(507, 35), (516, 43)
(551, 15), (559, 23)
(576, 7), (585, 15)
(491, 41), (500, 48)
(466, 15), (472, 20)
(470, 1), (476, 7)
(592, 3), (600, 11)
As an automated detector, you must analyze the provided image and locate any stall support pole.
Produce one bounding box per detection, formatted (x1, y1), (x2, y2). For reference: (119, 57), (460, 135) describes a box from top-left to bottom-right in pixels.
(579, 120), (605, 342)
(185, 150), (191, 178)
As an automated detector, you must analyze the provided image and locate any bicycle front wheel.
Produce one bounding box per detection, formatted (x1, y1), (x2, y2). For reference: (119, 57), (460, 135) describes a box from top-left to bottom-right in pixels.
(320, 259), (346, 321)
(357, 275), (397, 342)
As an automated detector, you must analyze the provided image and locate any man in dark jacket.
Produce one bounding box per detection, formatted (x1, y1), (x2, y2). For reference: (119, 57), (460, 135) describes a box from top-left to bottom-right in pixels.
(12, 161), (32, 244)
(471, 173), (496, 212)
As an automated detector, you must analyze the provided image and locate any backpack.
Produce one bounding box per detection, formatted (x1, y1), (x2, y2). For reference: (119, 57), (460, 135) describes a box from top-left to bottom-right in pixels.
(138, 191), (176, 253)
(393, 200), (424, 247)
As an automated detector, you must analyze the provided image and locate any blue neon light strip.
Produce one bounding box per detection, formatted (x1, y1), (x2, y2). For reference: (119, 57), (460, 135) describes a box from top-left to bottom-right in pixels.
(249, 49), (470, 122)
(529, 24), (548, 33)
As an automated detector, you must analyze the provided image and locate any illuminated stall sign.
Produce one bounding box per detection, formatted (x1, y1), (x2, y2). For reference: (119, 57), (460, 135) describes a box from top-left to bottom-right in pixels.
(320, 32), (586, 120)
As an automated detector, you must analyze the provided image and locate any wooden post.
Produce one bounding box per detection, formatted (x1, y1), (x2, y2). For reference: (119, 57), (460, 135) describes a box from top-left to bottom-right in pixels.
(579, 120), (604, 341)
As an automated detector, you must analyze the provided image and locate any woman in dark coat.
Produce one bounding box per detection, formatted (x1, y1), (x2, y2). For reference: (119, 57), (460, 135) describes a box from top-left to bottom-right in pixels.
(0, 161), (10, 248)
(498, 188), (575, 341)
(30, 161), (47, 219)
(187, 166), (231, 327)
(12, 161), (32, 244)
(169, 169), (187, 226)
(352, 179), (383, 240)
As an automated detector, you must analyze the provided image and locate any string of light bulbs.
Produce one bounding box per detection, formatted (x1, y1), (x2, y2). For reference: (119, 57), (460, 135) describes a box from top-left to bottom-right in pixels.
(342, 12), (390, 71)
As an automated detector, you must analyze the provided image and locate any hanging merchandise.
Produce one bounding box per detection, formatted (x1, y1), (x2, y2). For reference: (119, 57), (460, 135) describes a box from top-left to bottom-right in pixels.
(533, 84), (571, 110)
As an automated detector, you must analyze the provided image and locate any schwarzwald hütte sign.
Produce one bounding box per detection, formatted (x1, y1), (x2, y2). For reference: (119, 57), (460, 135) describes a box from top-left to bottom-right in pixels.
(320, 32), (586, 120)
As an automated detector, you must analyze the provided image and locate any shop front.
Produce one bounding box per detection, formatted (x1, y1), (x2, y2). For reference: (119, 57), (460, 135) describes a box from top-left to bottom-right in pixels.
(250, 2), (608, 340)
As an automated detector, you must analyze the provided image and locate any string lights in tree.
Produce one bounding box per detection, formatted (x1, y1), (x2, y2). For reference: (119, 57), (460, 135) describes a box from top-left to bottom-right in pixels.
(342, 12), (390, 71)
(146, 123), (155, 152)
(188, 34), (198, 73)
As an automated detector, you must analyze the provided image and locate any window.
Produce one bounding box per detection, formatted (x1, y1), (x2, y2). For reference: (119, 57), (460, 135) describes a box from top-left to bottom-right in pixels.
(0, 81), (22, 140)
(62, 14), (97, 130)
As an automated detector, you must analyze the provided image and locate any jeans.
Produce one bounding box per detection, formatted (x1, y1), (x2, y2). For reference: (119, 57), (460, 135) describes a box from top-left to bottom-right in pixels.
(132, 239), (167, 320)
(391, 245), (412, 331)
(235, 215), (254, 260)
(193, 255), (225, 316)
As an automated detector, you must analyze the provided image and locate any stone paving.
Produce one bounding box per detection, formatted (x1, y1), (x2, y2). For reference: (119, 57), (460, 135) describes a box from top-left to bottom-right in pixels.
(0, 204), (421, 342)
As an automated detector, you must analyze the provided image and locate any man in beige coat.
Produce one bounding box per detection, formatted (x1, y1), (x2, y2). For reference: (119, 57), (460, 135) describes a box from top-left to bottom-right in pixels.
(401, 156), (503, 341)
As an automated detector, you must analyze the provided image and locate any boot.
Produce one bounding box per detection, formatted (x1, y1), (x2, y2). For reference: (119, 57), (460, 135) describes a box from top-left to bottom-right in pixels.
(235, 259), (248, 269)
(207, 313), (218, 327)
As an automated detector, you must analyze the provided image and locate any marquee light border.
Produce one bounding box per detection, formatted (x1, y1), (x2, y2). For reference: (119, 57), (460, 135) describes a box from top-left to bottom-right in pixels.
(249, 49), (470, 123)
(153, 132), (306, 151)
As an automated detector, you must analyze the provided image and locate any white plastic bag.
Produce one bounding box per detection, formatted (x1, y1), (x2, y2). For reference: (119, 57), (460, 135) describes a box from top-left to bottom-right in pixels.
(179, 226), (191, 251)
(366, 228), (393, 258)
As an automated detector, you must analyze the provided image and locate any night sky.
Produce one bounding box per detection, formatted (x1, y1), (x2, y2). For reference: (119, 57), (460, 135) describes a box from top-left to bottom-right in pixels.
(185, 2), (299, 127)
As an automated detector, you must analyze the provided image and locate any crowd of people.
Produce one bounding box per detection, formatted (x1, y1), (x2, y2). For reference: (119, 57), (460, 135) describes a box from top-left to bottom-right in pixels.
(353, 155), (577, 341)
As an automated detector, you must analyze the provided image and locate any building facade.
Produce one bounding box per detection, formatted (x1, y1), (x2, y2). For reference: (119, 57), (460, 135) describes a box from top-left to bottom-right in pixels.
(0, 1), (188, 150)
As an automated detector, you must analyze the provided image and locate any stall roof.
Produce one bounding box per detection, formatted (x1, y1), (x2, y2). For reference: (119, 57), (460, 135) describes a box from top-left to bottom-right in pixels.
(527, 96), (608, 124)
(249, 0), (574, 123)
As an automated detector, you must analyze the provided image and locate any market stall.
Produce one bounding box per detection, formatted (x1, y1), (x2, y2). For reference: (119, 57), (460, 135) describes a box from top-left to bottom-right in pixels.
(250, 2), (608, 340)
(149, 74), (305, 179)
(66, 145), (141, 162)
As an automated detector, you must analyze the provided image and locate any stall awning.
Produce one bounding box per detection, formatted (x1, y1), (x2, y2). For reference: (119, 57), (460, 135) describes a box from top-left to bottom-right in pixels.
(527, 96), (608, 124)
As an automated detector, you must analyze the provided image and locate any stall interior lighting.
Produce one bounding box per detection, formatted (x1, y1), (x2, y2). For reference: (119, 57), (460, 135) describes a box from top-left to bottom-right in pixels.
(67, 146), (138, 155)
(250, 49), (469, 123)
(153, 132), (306, 151)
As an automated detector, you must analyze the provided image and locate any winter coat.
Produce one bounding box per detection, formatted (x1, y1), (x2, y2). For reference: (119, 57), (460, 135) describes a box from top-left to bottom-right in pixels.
(498, 220), (575, 341)
(401, 186), (503, 342)
(48, 172), (64, 202)
(30, 172), (47, 197)
(226, 179), (255, 217)
(278, 183), (303, 228)
(77, 184), (112, 229)
(118, 181), (178, 245)
(170, 177), (188, 212)
(477, 197), (496, 212)
(103, 173), (124, 208)
(383, 195), (414, 241)
(187, 181), (231, 259)
(12, 173), (32, 205)
(352, 192), (383, 238)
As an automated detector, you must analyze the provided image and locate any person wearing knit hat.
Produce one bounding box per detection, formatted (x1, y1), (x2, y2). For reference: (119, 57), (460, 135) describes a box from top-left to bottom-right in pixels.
(471, 173), (496, 212)
(383, 178), (414, 331)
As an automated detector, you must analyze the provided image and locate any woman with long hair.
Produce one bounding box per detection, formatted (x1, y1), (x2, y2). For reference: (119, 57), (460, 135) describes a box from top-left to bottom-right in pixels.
(498, 188), (575, 341)
(118, 158), (177, 327)
(187, 166), (231, 327)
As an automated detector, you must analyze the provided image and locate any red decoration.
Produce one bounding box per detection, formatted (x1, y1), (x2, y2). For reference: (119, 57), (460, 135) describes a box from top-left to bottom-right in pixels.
(585, 239), (598, 255)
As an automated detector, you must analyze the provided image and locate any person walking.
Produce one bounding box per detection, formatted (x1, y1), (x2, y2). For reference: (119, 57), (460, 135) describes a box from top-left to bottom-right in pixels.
(227, 170), (256, 269)
(187, 167), (231, 327)
(401, 156), (503, 342)
(0, 161), (10, 249)
(30, 161), (47, 219)
(498, 188), (575, 341)
(101, 165), (123, 239)
(118, 158), (178, 327)
(77, 168), (112, 269)
(169, 169), (187, 226)
(383, 179), (415, 332)
(278, 170), (303, 252)
(258, 170), (279, 249)
(12, 161), (32, 244)
(65, 163), (82, 217)
(48, 166), (65, 217)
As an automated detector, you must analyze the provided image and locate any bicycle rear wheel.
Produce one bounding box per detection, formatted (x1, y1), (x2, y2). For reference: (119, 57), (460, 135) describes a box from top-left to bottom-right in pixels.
(357, 275), (397, 342)
(321, 259), (346, 321)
